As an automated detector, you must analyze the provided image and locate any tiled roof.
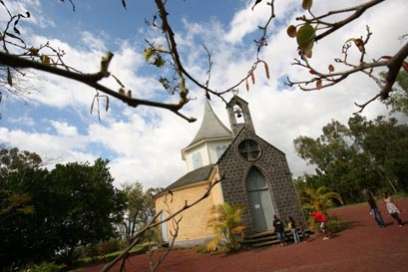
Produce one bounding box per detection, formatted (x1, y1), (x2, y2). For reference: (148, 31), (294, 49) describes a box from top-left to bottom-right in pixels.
(166, 164), (215, 190)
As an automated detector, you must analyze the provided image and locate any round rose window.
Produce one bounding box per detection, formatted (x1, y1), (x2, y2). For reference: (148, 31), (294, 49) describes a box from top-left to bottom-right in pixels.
(238, 139), (261, 161)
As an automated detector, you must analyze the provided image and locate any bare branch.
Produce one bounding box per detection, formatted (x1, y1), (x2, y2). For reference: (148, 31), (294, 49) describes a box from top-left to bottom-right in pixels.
(296, 0), (385, 42)
(288, 20), (408, 112)
(0, 51), (196, 122)
(100, 176), (224, 272)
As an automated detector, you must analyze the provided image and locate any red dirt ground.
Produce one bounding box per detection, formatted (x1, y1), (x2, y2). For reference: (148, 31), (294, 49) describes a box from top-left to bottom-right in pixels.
(86, 199), (408, 272)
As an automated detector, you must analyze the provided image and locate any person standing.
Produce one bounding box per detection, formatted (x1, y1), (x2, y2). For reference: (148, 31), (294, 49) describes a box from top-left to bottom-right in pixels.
(384, 193), (404, 227)
(311, 210), (329, 240)
(288, 216), (300, 244)
(273, 215), (286, 246)
(367, 191), (385, 228)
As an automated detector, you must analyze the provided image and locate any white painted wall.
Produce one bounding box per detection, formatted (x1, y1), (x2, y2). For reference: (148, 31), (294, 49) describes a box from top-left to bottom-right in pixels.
(184, 143), (209, 172)
(207, 140), (231, 164)
(184, 140), (232, 172)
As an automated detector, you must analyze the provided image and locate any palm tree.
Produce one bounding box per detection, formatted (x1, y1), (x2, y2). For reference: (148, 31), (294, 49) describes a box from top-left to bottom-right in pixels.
(206, 203), (246, 253)
(300, 186), (343, 213)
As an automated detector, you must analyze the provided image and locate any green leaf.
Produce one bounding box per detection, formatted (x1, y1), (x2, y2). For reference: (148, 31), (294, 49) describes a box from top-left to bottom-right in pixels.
(302, 0), (313, 10)
(296, 23), (315, 57)
(143, 47), (154, 61)
(153, 55), (165, 67)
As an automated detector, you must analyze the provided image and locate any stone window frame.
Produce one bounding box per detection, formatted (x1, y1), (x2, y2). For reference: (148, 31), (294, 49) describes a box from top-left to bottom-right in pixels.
(237, 138), (262, 162)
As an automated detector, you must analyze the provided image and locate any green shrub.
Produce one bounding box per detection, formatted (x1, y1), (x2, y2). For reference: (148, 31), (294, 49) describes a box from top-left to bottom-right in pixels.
(21, 262), (65, 272)
(326, 216), (351, 233)
(74, 239), (127, 260)
(206, 203), (246, 253)
(72, 243), (150, 267)
(96, 239), (126, 256)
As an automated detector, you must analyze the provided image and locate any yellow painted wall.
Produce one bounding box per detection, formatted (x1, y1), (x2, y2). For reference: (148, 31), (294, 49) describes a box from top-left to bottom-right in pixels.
(155, 171), (224, 243)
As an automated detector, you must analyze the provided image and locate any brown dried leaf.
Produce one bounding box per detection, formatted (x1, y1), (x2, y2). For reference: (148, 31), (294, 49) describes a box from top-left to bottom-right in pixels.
(251, 72), (255, 84)
(316, 79), (322, 89)
(302, 0), (313, 10)
(328, 64), (334, 73)
(245, 79), (250, 91)
(287, 25), (297, 38)
(105, 96), (109, 112)
(263, 62), (270, 79)
(7, 68), (12, 86)
(29, 47), (39, 56)
(402, 61), (408, 72)
(309, 69), (317, 75)
(353, 38), (365, 53)
(40, 55), (50, 65)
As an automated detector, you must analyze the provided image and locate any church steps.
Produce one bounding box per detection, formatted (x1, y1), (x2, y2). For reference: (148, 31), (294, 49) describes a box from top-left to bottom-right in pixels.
(242, 229), (312, 248)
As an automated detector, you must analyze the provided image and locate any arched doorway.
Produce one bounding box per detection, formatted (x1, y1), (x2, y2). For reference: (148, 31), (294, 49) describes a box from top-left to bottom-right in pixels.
(246, 167), (275, 232)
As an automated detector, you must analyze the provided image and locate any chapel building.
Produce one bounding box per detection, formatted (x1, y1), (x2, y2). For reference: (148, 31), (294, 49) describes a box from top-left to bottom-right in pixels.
(155, 95), (304, 246)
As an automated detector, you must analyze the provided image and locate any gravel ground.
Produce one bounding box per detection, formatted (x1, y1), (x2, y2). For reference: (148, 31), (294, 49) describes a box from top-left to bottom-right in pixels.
(86, 198), (408, 272)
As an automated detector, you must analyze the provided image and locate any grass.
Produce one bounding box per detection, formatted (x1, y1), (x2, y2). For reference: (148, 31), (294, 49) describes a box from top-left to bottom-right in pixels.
(72, 243), (150, 268)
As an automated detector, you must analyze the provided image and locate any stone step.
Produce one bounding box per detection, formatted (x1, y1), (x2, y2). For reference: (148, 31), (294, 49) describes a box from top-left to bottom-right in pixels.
(241, 235), (278, 244)
(242, 229), (312, 248)
(245, 230), (275, 240)
(251, 239), (282, 248)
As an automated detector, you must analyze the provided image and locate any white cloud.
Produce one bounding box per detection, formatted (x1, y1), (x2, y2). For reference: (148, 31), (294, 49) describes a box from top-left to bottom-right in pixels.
(225, 1), (297, 43)
(0, 0), (53, 27)
(50, 120), (78, 137)
(2, 0), (407, 190)
(0, 126), (95, 167)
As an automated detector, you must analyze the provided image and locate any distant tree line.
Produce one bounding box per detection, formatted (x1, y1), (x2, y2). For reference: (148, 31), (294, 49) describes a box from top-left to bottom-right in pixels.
(294, 71), (408, 204)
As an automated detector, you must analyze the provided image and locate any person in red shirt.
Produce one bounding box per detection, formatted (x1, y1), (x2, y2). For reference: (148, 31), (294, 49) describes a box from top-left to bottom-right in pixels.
(311, 211), (329, 240)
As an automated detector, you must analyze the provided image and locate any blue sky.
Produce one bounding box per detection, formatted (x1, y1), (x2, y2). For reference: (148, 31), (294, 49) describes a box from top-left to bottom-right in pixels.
(0, 0), (407, 188)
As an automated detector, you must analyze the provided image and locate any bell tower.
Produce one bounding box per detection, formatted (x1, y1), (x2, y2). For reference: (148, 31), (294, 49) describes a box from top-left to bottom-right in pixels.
(227, 95), (255, 136)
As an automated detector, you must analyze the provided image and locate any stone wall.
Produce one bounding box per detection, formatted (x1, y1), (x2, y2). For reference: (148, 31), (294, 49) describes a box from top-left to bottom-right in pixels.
(218, 127), (305, 234)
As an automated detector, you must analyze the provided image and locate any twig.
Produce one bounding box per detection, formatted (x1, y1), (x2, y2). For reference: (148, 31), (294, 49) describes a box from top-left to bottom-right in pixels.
(0, 51), (196, 122)
(100, 176), (224, 272)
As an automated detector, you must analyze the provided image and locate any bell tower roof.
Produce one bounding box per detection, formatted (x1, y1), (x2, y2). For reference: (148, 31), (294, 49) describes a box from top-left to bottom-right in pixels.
(185, 100), (232, 150)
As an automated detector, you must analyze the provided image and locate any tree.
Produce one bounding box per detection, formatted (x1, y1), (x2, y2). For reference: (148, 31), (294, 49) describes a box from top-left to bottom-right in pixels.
(0, 0), (406, 120)
(383, 70), (408, 114)
(294, 115), (408, 203)
(0, 147), (41, 218)
(47, 159), (127, 261)
(121, 183), (158, 241)
(0, 148), (126, 268)
(1, 1), (406, 270)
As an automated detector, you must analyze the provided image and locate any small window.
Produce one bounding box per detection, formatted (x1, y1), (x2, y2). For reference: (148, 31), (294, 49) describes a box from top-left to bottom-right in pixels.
(238, 139), (261, 161)
(215, 145), (228, 159)
(192, 152), (203, 169)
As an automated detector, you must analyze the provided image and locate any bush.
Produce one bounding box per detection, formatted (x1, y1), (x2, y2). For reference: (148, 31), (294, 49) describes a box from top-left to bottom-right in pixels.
(74, 239), (127, 260)
(72, 243), (150, 268)
(20, 262), (65, 272)
(206, 203), (246, 253)
(326, 216), (351, 233)
(97, 239), (126, 256)
(306, 214), (351, 234)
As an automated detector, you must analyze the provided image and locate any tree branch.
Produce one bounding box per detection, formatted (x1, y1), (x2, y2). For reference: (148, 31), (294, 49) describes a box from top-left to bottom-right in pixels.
(0, 51), (196, 122)
(100, 176), (224, 272)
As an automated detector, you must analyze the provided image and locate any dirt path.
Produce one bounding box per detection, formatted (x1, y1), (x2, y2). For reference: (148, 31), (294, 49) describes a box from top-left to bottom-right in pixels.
(86, 198), (408, 272)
